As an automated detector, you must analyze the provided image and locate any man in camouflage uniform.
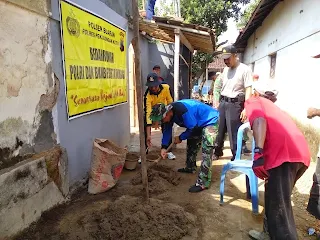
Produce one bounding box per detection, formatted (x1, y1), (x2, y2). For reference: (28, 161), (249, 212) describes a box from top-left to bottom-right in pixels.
(149, 99), (219, 192)
(208, 72), (222, 109)
(208, 72), (220, 106)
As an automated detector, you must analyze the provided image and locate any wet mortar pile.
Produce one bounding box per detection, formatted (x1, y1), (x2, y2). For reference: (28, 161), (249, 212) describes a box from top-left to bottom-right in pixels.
(14, 164), (196, 240)
(73, 195), (196, 240)
(131, 164), (181, 194)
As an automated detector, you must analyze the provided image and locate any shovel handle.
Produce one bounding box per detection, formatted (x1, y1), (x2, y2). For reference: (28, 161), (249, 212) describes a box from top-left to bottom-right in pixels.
(166, 142), (175, 152)
(155, 142), (175, 162)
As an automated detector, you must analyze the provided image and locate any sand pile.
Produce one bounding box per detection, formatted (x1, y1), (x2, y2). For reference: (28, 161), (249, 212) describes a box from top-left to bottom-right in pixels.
(82, 196), (196, 240)
(131, 164), (181, 194)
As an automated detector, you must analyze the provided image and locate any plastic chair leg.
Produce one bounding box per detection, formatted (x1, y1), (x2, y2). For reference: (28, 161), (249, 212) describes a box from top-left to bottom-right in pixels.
(220, 165), (229, 205)
(248, 171), (259, 214)
(235, 129), (244, 160)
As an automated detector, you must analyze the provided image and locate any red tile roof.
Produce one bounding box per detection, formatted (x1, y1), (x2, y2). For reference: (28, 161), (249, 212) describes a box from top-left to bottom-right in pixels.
(208, 57), (225, 70)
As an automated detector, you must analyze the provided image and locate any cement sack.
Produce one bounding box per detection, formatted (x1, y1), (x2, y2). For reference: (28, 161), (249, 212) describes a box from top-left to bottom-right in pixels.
(88, 139), (127, 194)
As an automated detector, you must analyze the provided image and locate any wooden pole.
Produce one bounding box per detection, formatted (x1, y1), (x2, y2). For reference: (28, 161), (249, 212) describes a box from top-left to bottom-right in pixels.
(173, 29), (180, 138)
(177, 0), (181, 18)
(188, 51), (193, 98)
(174, 30), (180, 101)
(132, 0), (149, 202)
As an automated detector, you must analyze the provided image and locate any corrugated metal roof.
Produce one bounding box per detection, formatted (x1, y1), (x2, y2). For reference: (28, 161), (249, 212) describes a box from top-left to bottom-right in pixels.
(235, 0), (281, 50)
(138, 16), (216, 53)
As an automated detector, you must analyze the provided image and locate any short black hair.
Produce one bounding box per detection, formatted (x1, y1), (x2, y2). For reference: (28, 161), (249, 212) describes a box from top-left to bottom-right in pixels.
(208, 72), (216, 79)
(153, 65), (161, 70)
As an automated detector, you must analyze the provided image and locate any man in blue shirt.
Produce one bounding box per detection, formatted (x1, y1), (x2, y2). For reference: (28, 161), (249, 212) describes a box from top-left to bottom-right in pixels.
(150, 99), (219, 192)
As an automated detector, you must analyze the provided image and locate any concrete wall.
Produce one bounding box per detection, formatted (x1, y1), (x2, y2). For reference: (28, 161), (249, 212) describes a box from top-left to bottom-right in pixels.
(179, 45), (191, 99)
(50, 0), (151, 184)
(99, 0), (133, 19)
(243, 0), (320, 127)
(0, 0), (148, 235)
(0, 0), (182, 185)
(141, 37), (151, 86)
(0, 1), (71, 237)
(0, 0), (58, 169)
(0, 146), (69, 238)
(147, 41), (190, 99)
(147, 41), (174, 88)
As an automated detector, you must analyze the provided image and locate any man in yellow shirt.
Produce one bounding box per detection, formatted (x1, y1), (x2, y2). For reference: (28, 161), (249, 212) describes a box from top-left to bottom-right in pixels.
(144, 73), (175, 159)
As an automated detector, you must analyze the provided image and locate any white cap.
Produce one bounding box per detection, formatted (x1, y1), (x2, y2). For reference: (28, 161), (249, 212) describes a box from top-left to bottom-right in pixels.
(254, 81), (278, 97)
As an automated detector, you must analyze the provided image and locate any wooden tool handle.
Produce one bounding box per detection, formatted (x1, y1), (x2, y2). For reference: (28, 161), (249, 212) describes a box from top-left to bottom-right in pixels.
(166, 142), (175, 152)
(154, 142), (175, 163)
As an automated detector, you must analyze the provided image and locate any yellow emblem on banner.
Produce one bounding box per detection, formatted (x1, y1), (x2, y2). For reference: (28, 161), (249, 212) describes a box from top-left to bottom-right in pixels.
(60, 0), (127, 119)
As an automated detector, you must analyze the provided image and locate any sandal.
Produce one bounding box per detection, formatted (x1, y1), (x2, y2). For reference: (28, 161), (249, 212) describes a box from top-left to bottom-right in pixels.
(189, 184), (207, 193)
(177, 167), (196, 174)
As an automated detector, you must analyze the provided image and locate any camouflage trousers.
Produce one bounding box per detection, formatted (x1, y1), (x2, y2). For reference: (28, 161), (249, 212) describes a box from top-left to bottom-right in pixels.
(186, 124), (218, 188)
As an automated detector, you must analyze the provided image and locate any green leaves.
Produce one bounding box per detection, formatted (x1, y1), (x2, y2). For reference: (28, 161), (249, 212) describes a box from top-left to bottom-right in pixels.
(138, 0), (143, 9)
(181, 0), (250, 36)
(236, 0), (260, 29)
(180, 0), (250, 81)
(155, 0), (175, 16)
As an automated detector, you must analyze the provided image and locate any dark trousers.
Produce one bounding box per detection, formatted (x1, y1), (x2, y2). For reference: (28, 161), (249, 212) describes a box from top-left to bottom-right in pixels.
(307, 157), (320, 219)
(215, 99), (243, 158)
(265, 162), (307, 240)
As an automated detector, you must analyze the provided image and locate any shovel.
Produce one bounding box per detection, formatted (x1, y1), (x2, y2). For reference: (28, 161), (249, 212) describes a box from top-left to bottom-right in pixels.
(149, 142), (175, 166)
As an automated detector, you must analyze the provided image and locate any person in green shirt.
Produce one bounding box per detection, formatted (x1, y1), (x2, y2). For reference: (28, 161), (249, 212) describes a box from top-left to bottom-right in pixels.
(212, 73), (222, 109)
(208, 72), (221, 107)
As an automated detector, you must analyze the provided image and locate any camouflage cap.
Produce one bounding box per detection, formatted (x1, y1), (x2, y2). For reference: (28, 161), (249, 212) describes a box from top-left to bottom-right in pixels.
(150, 103), (172, 122)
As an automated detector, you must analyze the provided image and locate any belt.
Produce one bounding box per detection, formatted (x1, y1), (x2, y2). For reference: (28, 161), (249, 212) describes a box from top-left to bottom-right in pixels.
(221, 95), (244, 103)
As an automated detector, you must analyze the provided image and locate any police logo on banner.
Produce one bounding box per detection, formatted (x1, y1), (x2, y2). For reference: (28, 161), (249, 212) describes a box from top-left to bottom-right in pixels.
(66, 10), (80, 37)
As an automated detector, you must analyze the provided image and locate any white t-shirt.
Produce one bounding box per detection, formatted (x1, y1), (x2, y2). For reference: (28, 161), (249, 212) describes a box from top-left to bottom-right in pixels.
(220, 63), (253, 98)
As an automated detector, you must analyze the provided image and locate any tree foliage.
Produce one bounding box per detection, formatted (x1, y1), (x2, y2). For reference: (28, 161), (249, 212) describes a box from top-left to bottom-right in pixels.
(181, 0), (250, 37)
(138, 0), (143, 10)
(155, 0), (176, 17)
(180, 0), (251, 80)
(236, 0), (260, 29)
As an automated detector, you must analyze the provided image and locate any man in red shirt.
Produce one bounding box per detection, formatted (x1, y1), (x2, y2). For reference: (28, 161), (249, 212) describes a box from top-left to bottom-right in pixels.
(246, 81), (310, 240)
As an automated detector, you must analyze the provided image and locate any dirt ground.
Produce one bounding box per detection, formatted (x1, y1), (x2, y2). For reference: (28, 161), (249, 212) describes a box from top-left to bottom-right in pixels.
(14, 144), (318, 240)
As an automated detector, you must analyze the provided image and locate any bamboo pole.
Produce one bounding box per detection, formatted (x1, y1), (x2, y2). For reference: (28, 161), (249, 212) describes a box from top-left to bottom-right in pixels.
(132, 0), (149, 202)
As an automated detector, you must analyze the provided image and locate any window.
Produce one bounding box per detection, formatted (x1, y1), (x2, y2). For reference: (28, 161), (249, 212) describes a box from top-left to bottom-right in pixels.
(269, 53), (277, 79)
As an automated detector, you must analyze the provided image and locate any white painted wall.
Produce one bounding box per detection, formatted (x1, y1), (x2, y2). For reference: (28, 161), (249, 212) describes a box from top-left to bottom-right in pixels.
(243, 0), (320, 126)
(0, 1), (53, 149)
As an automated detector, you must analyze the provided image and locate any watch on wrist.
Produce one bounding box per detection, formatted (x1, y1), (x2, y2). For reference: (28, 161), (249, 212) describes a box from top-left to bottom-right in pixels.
(254, 147), (263, 154)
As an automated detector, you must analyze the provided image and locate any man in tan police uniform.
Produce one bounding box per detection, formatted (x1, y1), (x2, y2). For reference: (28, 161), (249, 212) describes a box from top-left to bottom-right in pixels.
(213, 45), (252, 160)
